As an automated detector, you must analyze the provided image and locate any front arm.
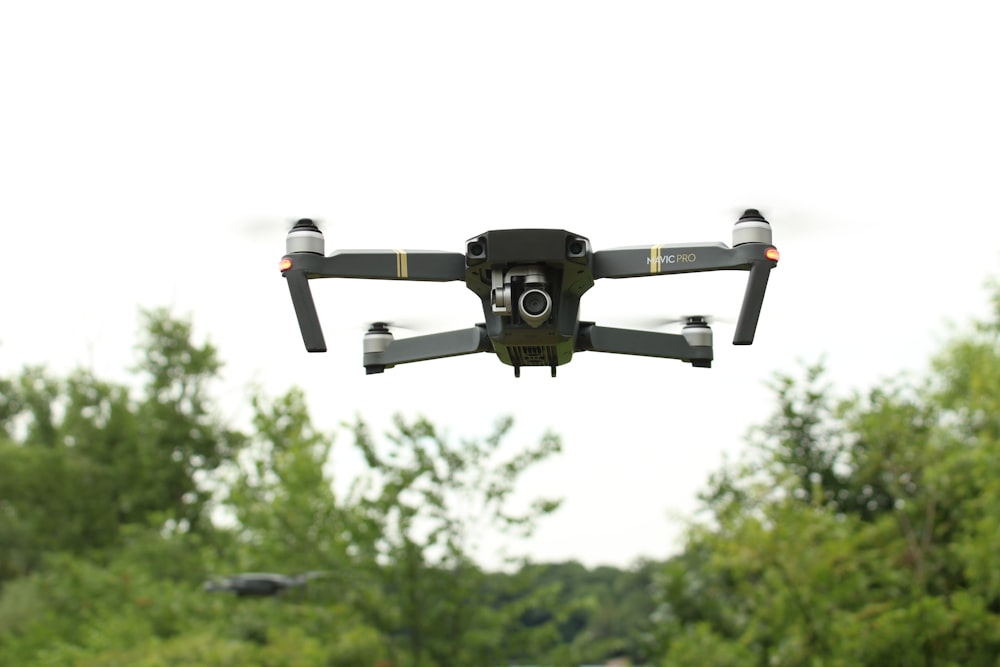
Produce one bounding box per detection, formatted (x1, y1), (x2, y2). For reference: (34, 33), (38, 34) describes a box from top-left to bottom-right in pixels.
(592, 241), (779, 344)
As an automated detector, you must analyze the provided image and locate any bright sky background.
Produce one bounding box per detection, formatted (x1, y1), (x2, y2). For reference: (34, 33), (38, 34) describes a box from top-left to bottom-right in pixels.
(3, 1), (999, 568)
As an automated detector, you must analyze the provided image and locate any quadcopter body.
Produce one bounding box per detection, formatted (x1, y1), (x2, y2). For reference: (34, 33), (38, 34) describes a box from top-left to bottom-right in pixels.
(279, 211), (779, 376)
(204, 572), (309, 597)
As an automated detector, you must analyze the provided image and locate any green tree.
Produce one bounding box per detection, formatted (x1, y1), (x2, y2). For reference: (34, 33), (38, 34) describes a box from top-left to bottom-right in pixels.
(224, 393), (570, 666)
(0, 308), (243, 580)
(348, 414), (563, 667)
(0, 310), (385, 667)
(654, 280), (1000, 665)
(227, 386), (352, 571)
(129, 307), (245, 531)
(2, 306), (588, 666)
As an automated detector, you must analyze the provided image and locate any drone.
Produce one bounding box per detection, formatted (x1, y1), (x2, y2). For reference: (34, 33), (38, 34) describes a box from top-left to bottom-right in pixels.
(203, 571), (327, 597)
(279, 210), (779, 377)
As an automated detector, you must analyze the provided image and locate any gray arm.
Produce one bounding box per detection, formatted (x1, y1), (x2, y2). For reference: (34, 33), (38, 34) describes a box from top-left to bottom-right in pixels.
(592, 242), (778, 344)
(284, 249), (466, 281)
(281, 250), (467, 353)
(363, 326), (491, 374)
(577, 323), (713, 368)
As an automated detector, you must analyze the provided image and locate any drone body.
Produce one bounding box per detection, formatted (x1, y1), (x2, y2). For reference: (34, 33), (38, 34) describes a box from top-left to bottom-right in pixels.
(279, 211), (779, 376)
(204, 572), (307, 597)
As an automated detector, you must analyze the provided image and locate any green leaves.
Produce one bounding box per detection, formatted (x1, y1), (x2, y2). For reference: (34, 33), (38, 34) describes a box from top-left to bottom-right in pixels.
(0, 306), (575, 666)
(228, 386), (349, 573)
(0, 308), (241, 580)
(656, 279), (1000, 665)
(14, 278), (1000, 666)
(344, 413), (564, 665)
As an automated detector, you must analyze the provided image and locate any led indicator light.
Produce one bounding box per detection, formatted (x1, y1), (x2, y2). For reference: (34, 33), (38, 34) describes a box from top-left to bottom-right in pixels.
(765, 247), (780, 261)
(279, 258), (293, 271)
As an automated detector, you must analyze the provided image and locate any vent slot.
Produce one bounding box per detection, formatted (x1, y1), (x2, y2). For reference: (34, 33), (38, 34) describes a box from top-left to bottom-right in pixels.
(509, 345), (557, 367)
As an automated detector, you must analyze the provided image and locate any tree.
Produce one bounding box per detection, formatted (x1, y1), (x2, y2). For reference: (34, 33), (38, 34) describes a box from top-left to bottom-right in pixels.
(347, 414), (563, 667)
(0, 308), (243, 580)
(227, 386), (352, 571)
(129, 307), (246, 531)
(5, 301), (666, 666)
(223, 394), (571, 666)
(654, 280), (1000, 665)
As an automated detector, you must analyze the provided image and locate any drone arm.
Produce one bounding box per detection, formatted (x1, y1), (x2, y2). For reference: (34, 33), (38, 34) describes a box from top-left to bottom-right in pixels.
(282, 250), (467, 281)
(577, 323), (713, 367)
(592, 242), (775, 278)
(284, 269), (327, 352)
(733, 261), (771, 345)
(592, 242), (778, 345)
(364, 326), (491, 373)
(280, 250), (467, 353)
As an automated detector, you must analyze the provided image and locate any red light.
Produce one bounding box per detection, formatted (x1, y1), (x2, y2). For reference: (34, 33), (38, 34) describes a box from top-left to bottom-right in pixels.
(279, 258), (293, 272)
(765, 247), (780, 261)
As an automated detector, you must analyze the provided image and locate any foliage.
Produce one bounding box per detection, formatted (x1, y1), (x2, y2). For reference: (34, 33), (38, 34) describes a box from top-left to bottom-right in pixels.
(0, 308), (240, 582)
(7, 277), (1000, 666)
(344, 414), (563, 666)
(653, 280), (1000, 665)
(0, 307), (570, 666)
(500, 559), (662, 665)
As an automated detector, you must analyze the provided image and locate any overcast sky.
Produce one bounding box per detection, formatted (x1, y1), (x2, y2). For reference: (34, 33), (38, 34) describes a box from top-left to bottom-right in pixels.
(3, 1), (999, 568)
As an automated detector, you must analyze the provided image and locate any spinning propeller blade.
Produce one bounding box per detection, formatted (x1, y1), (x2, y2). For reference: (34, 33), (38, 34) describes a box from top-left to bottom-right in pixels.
(608, 314), (735, 330)
(237, 216), (328, 242)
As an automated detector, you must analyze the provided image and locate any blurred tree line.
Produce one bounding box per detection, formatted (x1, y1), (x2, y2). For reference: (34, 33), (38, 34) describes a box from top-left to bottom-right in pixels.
(3, 279), (1000, 666)
(654, 282), (1000, 666)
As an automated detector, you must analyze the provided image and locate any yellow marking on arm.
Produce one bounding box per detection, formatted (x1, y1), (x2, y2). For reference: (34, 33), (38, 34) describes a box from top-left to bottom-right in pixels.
(395, 249), (408, 278)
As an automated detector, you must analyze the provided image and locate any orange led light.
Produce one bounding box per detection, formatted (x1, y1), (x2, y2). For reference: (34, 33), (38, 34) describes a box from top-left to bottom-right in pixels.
(279, 258), (293, 271)
(765, 247), (780, 261)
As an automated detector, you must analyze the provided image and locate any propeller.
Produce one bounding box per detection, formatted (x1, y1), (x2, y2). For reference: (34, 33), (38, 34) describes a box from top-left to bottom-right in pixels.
(202, 570), (335, 597)
(718, 203), (833, 242)
(610, 314), (735, 330)
(365, 319), (430, 333)
(234, 217), (327, 243)
(334, 318), (442, 336)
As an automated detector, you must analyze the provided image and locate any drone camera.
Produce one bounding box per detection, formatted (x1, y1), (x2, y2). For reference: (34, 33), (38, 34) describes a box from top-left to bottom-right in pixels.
(518, 288), (552, 327)
(732, 209), (772, 246)
(566, 236), (589, 263)
(466, 238), (487, 265)
(286, 218), (325, 255)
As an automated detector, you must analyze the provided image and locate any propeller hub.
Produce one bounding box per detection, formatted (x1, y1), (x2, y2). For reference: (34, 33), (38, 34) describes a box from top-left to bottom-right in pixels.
(286, 218), (325, 255)
(682, 318), (713, 348)
(363, 325), (393, 354)
(732, 208), (772, 246)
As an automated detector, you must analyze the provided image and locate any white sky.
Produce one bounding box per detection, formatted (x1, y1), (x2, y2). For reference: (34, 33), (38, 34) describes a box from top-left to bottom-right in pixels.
(2, 1), (999, 568)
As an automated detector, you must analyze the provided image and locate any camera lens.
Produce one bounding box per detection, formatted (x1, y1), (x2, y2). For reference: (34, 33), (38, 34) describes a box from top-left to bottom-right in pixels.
(518, 289), (552, 327)
(522, 290), (547, 315)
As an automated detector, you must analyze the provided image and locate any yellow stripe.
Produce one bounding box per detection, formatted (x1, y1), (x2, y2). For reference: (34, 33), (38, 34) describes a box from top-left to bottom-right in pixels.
(394, 249), (408, 279)
(650, 245), (661, 273)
